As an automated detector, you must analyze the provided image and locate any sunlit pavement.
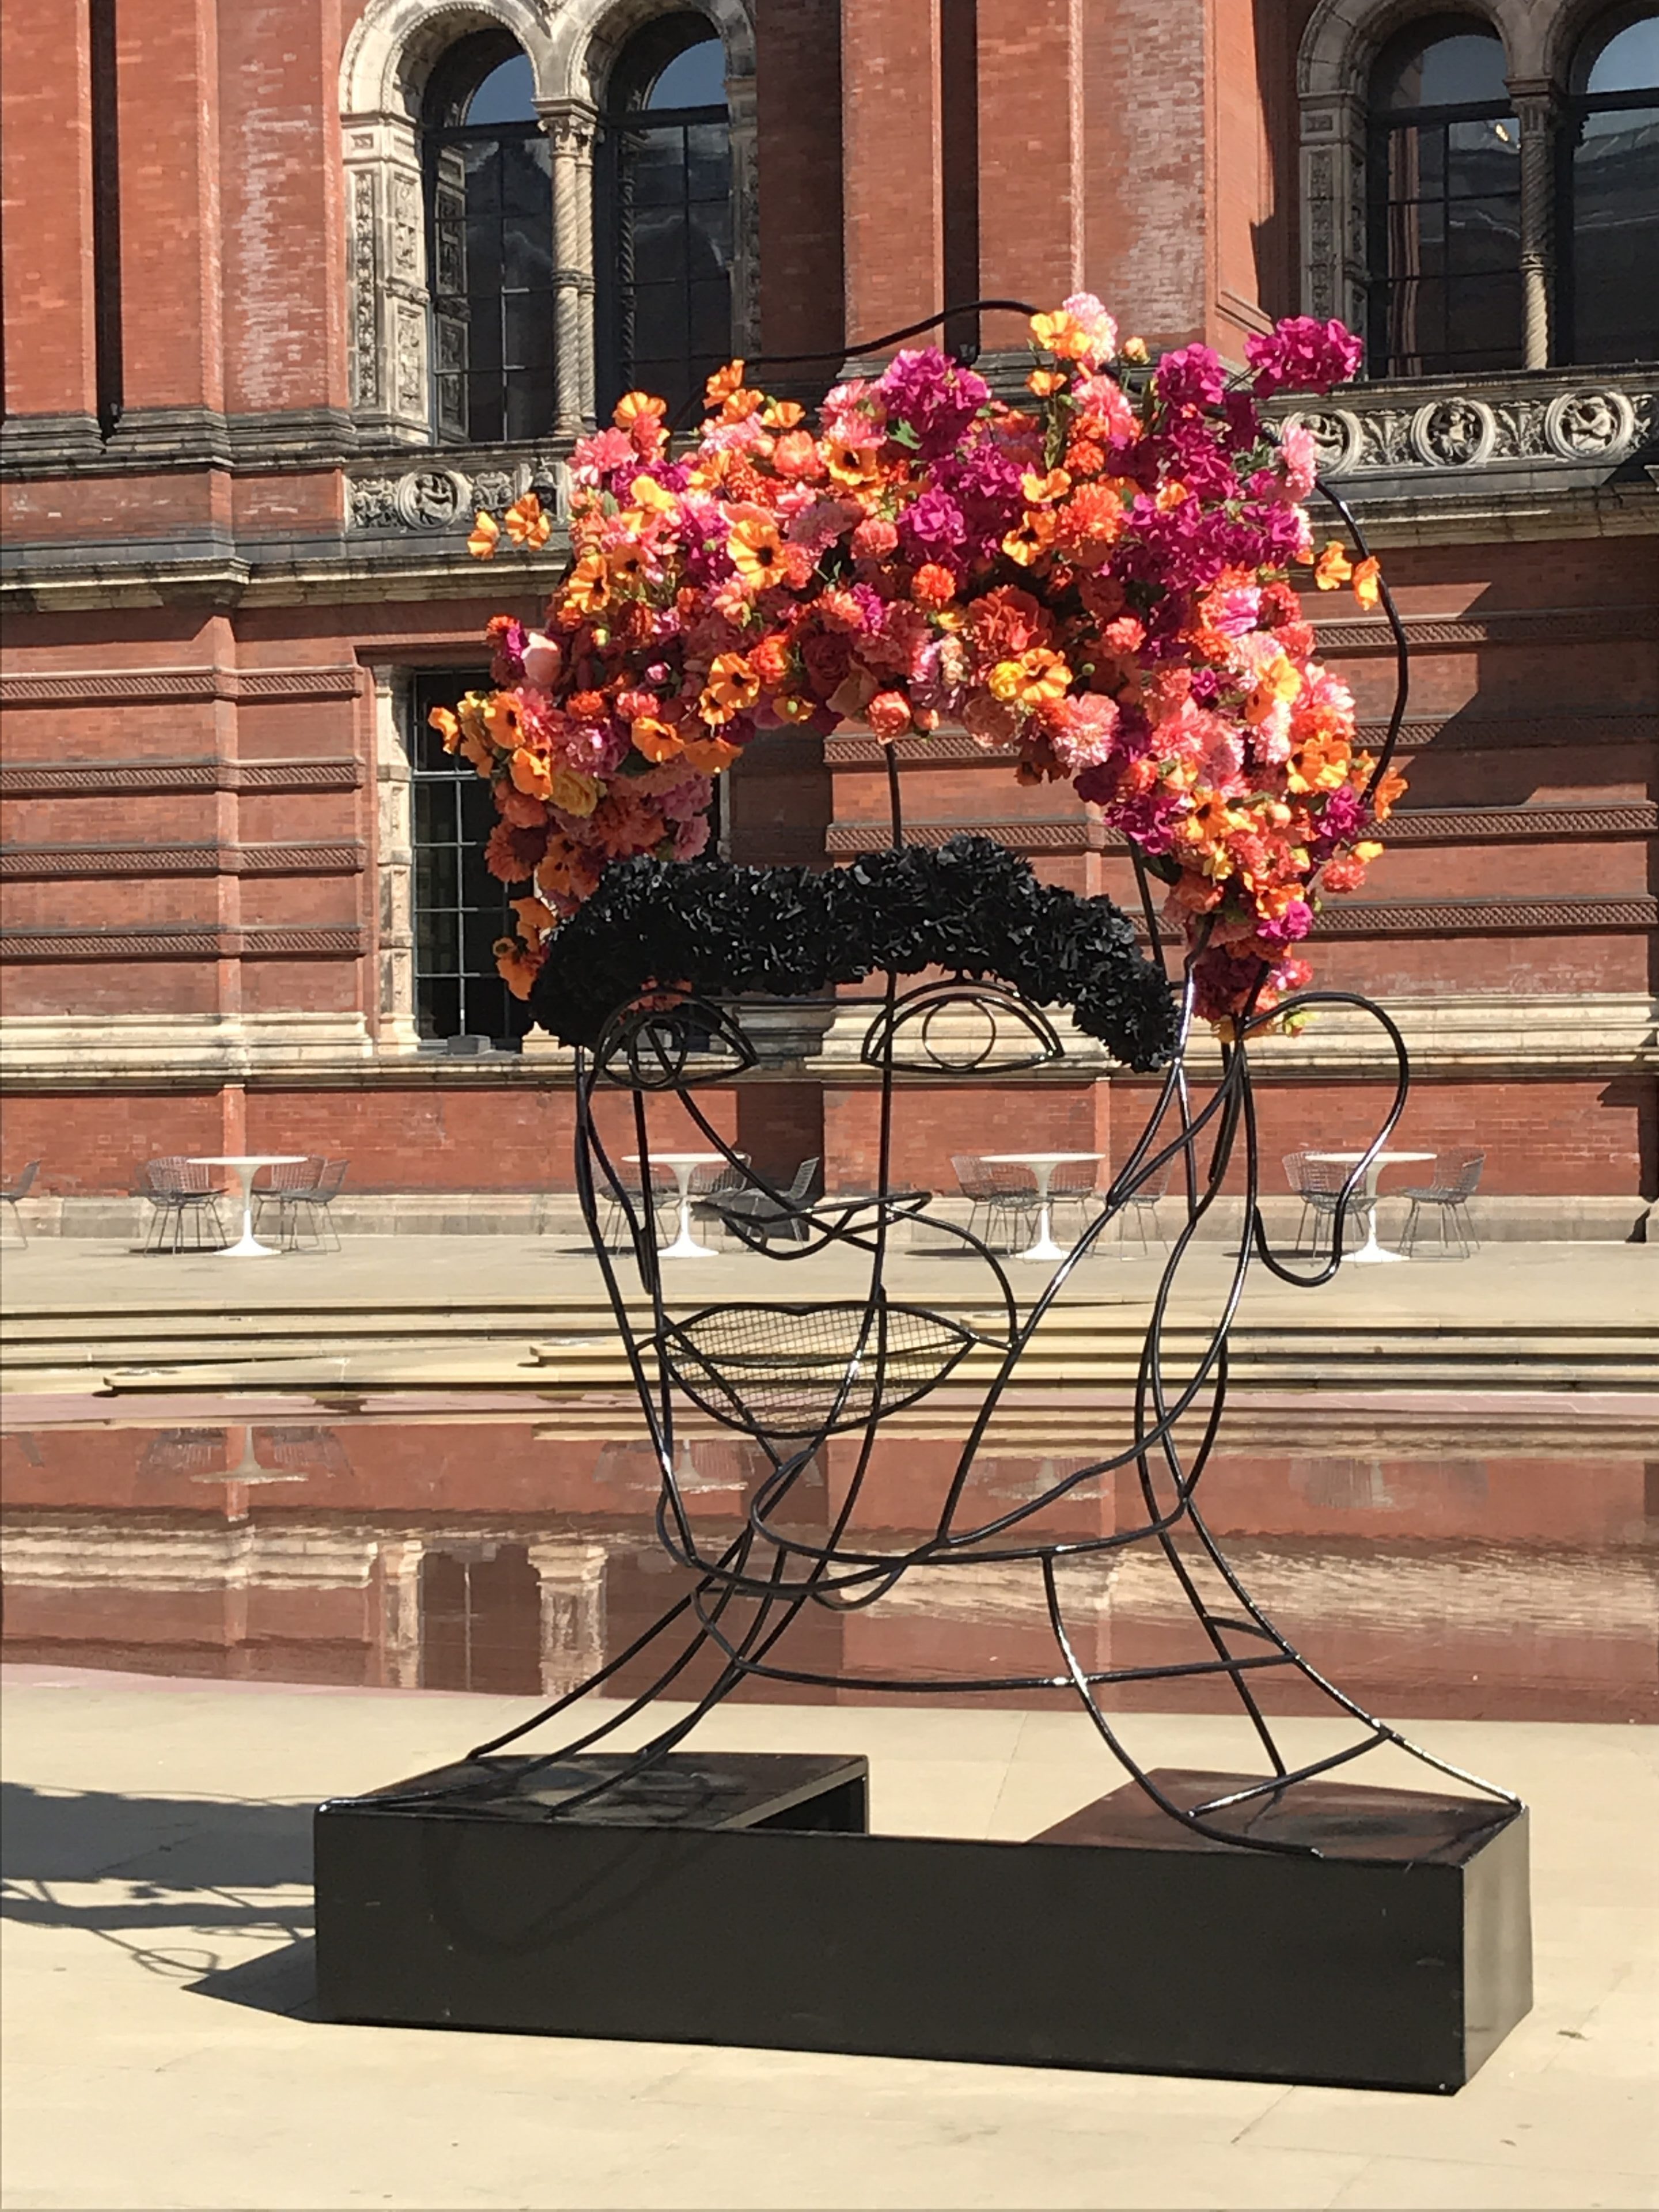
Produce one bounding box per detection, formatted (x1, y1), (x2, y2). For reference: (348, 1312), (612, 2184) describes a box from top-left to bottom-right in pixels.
(2, 1668), (1655, 2211)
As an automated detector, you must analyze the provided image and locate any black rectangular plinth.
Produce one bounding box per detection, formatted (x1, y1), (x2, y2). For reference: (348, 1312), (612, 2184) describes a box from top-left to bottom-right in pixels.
(315, 1753), (1530, 2092)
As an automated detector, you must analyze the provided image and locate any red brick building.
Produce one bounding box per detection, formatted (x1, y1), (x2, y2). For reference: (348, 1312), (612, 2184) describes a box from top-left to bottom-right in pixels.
(2, 0), (1655, 1234)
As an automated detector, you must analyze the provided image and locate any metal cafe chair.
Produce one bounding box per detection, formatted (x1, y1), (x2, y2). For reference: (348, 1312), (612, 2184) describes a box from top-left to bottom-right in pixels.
(1047, 1155), (1104, 1245)
(1115, 1157), (1172, 1255)
(254, 1156), (349, 1252)
(1283, 1149), (1373, 1255)
(687, 1152), (753, 1248)
(952, 1154), (1038, 1252)
(140, 1157), (228, 1253)
(705, 1155), (821, 1246)
(598, 1162), (679, 1252)
(1399, 1148), (1485, 1258)
(0, 1159), (40, 1248)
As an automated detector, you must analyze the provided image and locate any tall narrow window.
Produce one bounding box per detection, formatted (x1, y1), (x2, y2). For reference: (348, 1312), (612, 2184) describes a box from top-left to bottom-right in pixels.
(1563, 12), (1659, 363)
(423, 35), (554, 444)
(409, 673), (529, 1046)
(1366, 17), (1521, 376)
(597, 16), (733, 423)
(89, 0), (122, 438)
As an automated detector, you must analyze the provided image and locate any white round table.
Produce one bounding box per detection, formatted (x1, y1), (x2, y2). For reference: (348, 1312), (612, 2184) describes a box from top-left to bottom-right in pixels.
(981, 1151), (1103, 1262)
(627, 1153), (725, 1260)
(1305, 1150), (1435, 1264)
(188, 1154), (308, 1258)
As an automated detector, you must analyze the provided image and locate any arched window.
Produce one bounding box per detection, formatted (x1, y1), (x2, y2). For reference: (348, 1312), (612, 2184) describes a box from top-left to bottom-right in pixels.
(1562, 10), (1659, 363)
(1366, 16), (1522, 376)
(596, 14), (733, 423)
(423, 33), (555, 444)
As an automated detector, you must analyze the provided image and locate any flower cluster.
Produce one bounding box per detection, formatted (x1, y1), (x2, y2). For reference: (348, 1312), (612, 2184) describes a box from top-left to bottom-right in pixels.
(457, 302), (1403, 1024)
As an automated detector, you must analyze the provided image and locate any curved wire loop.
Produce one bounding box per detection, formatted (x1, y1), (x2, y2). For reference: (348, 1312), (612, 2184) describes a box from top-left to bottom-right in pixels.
(420, 309), (1518, 1855)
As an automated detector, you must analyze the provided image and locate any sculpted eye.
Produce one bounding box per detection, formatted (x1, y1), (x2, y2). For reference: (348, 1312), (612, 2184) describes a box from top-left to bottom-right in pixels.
(590, 995), (756, 1090)
(859, 979), (1063, 1075)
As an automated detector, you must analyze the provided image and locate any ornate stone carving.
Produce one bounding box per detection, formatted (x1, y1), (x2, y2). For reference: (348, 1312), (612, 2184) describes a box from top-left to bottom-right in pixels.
(1284, 406), (1358, 475)
(393, 303), (425, 421)
(390, 172), (421, 278)
(1410, 397), (1496, 469)
(348, 476), (400, 530)
(1546, 388), (1637, 461)
(351, 171), (380, 412)
(347, 456), (572, 533)
(393, 467), (468, 528)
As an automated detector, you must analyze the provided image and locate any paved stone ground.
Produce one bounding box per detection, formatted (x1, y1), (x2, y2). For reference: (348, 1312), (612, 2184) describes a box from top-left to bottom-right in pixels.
(2, 1668), (1654, 2210)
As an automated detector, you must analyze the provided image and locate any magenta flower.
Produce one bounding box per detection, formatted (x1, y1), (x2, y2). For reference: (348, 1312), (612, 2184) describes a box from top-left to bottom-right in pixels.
(1245, 317), (1363, 397)
(876, 348), (990, 456)
(1154, 344), (1228, 414)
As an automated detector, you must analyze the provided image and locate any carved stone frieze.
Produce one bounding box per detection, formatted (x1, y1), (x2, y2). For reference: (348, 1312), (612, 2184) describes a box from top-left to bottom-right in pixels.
(347, 452), (572, 532)
(1278, 372), (1657, 483)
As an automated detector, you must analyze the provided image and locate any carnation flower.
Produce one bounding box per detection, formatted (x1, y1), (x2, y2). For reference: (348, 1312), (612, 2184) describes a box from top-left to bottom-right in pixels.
(1154, 344), (1228, 414)
(876, 348), (990, 456)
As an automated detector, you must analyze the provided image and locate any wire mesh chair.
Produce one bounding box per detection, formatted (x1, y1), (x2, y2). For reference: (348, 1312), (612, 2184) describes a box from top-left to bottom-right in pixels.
(687, 1152), (752, 1248)
(706, 1156), (821, 1245)
(1399, 1149), (1484, 1257)
(0, 1159), (40, 1248)
(952, 1154), (1038, 1251)
(141, 1158), (228, 1253)
(1283, 1150), (1373, 1255)
(1047, 1156), (1104, 1245)
(598, 1162), (680, 1252)
(253, 1157), (348, 1252)
(1115, 1158), (1172, 1254)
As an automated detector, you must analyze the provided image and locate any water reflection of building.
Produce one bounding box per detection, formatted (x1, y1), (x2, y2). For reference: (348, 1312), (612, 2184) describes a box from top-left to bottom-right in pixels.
(1, 1421), (1654, 1720)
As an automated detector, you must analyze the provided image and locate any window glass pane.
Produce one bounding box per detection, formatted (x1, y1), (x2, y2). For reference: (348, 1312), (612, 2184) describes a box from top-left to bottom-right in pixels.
(1446, 195), (1521, 272)
(690, 276), (733, 356)
(465, 377), (506, 444)
(631, 281), (684, 360)
(1572, 107), (1659, 360)
(465, 54), (536, 124)
(499, 134), (552, 215)
(416, 908), (459, 972)
(1374, 24), (1508, 109)
(685, 124), (731, 197)
(501, 214), (552, 288)
(417, 978), (460, 1041)
(647, 39), (725, 110)
(632, 204), (687, 283)
(630, 128), (685, 206)
(503, 290), (553, 368)
(505, 370), (556, 442)
(1584, 18), (1659, 94)
(688, 198), (732, 268)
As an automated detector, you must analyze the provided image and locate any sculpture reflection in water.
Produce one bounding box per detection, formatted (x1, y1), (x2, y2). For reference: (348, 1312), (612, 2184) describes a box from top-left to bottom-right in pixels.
(455, 533), (1518, 1859)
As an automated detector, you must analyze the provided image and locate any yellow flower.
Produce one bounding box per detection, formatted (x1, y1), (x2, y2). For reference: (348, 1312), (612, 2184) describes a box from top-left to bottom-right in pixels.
(1020, 468), (1071, 506)
(704, 360), (748, 407)
(1001, 510), (1056, 566)
(699, 651), (760, 724)
(561, 551), (609, 616)
(481, 694), (523, 749)
(628, 474), (679, 513)
(1027, 369), (1066, 397)
(1350, 555), (1381, 611)
(547, 766), (600, 817)
(467, 510), (501, 560)
(509, 748), (553, 800)
(1120, 336), (1149, 363)
(613, 390), (667, 435)
(988, 647), (1071, 710)
(427, 704), (461, 753)
(1030, 309), (1092, 361)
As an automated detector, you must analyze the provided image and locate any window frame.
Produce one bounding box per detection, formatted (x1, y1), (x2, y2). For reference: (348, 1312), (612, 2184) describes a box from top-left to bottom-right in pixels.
(1557, 16), (1659, 366)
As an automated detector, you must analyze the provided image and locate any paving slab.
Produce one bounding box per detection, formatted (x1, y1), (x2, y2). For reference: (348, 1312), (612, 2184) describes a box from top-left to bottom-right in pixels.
(2, 1668), (1654, 2210)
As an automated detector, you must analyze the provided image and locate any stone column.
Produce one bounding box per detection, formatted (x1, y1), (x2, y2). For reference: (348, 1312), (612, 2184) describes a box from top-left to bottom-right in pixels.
(374, 1538), (425, 1690)
(527, 1538), (609, 1699)
(1510, 81), (1562, 370)
(540, 99), (599, 435)
(726, 69), (761, 358)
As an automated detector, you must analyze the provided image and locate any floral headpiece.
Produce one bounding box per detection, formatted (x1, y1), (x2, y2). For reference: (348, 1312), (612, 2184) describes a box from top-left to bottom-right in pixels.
(443, 301), (1403, 1027)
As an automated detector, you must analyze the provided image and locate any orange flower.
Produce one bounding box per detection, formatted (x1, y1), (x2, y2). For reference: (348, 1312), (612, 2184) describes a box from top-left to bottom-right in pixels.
(1001, 510), (1057, 567)
(482, 694), (523, 749)
(865, 689), (912, 740)
(567, 690), (609, 723)
(987, 647), (1071, 710)
(509, 748), (554, 800)
(427, 704), (461, 753)
(1155, 480), (1190, 512)
(1287, 731), (1351, 794)
(699, 650), (760, 724)
(719, 385), (765, 425)
(510, 895), (556, 938)
(1027, 369), (1066, 397)
(627, 473), (679, 514)
(770, 427), (823, 480)
(1313, 540), (1353, 591)
(613, 391), (668, 452)
(762, 399), (806, 429)
(1020, 468), (1071, 506)
(1244, 651), (1303, 724)
(494, 936), (542, 999)
(728, 512), (789, 587)
(749, 634), (791, 685)
(467, 510), (501, 560)
(910, 562), (956, 608)
(561, 551), (609, 615)
(502, 492), (551, 549)
(1350, 555), (1381, 611)
(1030, 308), (1093, 361)
(681, 733), (742, 772)
(631, 716), (685, 763)
(704, 360), (748, 407)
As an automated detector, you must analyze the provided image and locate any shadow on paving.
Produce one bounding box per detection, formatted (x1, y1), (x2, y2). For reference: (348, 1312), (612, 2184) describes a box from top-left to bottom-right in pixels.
(1, 1779), (319, 2012)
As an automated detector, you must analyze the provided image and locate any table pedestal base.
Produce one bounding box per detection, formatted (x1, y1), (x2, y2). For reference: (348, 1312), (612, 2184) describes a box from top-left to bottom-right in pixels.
(316, 1753), (1529, 2091)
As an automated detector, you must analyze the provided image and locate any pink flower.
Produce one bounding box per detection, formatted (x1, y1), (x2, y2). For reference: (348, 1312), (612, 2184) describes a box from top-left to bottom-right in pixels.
(672, 810), (711, 860)
(1060, 292), (1118, 365)
(1045, 691), (1120, 775)
(1245, 317), (1363, 398)
(1277, 422), (1319, 500)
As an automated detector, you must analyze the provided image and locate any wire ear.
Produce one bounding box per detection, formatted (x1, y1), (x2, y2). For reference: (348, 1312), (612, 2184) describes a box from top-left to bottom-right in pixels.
(591, 994), (757, 1091)
(859, 978), (1064, 1074)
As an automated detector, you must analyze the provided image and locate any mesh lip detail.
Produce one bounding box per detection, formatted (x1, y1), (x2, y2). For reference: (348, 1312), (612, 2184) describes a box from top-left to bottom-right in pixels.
(659, 1301), (987, 1438)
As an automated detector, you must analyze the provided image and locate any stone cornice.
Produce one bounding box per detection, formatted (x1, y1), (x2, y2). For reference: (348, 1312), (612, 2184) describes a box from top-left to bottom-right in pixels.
(0, 665), (363, 707)
(0, 842), (366, 880)
(0, 755), (363, 797)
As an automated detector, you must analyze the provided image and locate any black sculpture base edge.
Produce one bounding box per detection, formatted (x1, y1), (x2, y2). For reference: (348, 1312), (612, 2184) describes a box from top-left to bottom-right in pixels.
(314, 1752), (1531, 2094)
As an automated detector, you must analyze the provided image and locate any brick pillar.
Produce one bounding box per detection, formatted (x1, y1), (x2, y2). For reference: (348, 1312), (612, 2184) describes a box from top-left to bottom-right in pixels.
(840, 0), (943, 353)
(113, 0), (225, 429)
(0, 0), (100, 447)
(975, 0), (1084, 353)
